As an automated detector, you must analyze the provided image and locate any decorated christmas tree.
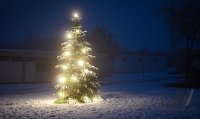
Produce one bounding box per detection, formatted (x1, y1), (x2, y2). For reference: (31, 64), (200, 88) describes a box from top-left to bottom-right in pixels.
(55, 13), (102, 104)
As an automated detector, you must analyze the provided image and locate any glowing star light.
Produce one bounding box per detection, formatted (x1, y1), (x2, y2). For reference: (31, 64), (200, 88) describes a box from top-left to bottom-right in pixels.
(78, 59), (84, 66)
(74, 13), (79, 18)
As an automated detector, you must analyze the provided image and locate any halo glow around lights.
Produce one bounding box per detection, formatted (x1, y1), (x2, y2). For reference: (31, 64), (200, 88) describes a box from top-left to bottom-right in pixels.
(61, 65), (67, 70)
(74, 13), (79, 18)
(58, 77), (66, 83)
(66, 33), (72, 39)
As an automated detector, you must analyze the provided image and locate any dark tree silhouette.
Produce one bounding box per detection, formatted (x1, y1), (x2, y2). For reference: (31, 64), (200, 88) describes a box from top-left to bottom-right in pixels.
(137, 48), (152, 55)
(3, 26), (128, 58)
(18, 27), (124, 55)
(23, 34), (61, 51)
(161, 0), (200, 82)
(86, 26), (121, 56)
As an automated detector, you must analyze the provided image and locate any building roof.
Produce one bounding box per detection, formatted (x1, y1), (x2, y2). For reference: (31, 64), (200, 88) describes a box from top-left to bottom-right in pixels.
(0, 49), (57, 58)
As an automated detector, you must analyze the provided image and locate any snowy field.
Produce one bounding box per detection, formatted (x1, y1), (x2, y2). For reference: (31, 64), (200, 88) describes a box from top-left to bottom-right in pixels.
(0, 73), (200, 119)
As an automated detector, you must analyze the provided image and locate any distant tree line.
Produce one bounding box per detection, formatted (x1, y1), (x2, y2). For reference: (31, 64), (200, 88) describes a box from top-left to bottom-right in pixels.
(0, 26), (131, 56)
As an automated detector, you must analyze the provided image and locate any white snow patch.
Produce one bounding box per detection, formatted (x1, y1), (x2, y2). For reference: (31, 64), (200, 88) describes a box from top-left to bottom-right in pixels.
(0, 73), (200, 119)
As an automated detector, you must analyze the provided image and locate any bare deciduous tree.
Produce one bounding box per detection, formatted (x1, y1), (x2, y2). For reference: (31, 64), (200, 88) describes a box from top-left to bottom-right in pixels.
(161, 0), (200, 82)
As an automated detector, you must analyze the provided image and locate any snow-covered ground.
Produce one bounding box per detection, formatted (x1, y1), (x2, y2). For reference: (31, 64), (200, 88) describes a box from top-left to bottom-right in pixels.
(0, 73), (200, 119)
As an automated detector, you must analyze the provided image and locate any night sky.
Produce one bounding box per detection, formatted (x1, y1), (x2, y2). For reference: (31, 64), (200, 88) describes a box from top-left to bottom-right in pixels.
(0, 0), (170, 51)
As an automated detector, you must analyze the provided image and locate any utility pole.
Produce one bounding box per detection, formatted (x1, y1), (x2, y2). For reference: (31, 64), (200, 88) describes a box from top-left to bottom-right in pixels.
(139, 57), (145, 82)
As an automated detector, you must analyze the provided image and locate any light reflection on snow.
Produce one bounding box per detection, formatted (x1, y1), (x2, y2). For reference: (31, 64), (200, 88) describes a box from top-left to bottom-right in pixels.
(38, 99), (56, 105)
(38, 98), (103, 106)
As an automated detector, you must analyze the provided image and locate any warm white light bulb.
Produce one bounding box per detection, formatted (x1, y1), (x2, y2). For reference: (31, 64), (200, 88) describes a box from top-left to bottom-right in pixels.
(68, 43), (71, 47)
(63, 51), (71, 56)
(71, 75), (78, 81)
(61, 65), (67, 70)
(76, 29), (80, 33)
(58, 77), (66, 83)
(66, 33), (72, 39)
(78, 59), (84, 66)
(84, 69), (89, 74)
(74, 13), (79, 18)
(83, 96), (91, 103)
(82, 49), (87, 53)
(58, 92), (65, 97)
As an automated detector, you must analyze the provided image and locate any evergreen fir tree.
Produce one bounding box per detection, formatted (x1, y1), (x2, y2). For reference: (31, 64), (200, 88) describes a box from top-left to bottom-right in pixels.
(55, 13), (102, 104)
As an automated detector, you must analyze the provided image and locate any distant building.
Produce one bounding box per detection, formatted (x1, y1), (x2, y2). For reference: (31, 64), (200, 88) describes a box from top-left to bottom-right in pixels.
(0, 50), (168, 83)
(114, 53), (168, 73)
(0, 49), (55, 83)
